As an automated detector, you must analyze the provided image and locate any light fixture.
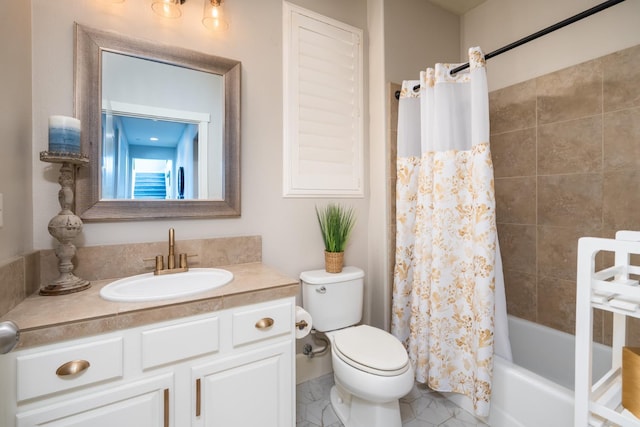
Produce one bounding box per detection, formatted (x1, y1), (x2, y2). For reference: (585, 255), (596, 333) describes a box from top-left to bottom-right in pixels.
(151, 0), (184, 19)
(202, 0), (229, 32)
(148, 0), (229, 31)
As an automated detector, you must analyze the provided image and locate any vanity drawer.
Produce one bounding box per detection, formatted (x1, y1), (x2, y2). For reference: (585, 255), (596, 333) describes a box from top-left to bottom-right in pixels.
(141, 316), (219, 369)
(17, 337), (123, 402)
(232, 302), (292, 347)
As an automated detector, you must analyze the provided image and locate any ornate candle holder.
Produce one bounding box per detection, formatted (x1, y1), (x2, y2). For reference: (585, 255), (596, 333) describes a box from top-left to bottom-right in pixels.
(39, 151), (91, 295)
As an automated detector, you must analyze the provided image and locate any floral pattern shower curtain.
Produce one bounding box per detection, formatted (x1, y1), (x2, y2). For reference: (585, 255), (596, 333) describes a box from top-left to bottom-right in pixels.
(391, 47), (504, 417)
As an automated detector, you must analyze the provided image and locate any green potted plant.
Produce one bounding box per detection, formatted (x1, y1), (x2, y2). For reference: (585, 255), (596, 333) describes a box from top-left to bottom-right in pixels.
(315, 203), (357, 273)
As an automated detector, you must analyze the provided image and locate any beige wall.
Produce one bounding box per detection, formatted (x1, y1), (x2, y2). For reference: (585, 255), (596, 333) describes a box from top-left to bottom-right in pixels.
(0, 1), (32, 262)
(462, 0), (640, 91)
(366, 0), (388, 329)
(28, 0), (370, 286)
(384, 0), (460, 85)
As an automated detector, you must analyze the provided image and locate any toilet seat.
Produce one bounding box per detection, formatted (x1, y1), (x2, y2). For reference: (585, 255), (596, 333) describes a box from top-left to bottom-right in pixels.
(332, 325), (410, 377)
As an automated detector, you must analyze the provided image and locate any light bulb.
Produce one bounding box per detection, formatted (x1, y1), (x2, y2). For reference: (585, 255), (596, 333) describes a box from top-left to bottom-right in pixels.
(152, 0), (182, 19)
(202, 0), (229, 31)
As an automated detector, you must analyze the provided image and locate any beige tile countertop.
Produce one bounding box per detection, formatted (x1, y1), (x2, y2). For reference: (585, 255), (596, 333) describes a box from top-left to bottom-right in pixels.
(1, 262), (298, 350)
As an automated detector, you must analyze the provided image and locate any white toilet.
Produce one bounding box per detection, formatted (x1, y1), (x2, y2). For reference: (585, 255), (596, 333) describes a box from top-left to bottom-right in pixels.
(301, 266), (414, 427)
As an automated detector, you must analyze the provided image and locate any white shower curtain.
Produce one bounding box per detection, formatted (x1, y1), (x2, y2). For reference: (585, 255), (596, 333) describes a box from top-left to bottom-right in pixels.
(391, 47), (511, 417)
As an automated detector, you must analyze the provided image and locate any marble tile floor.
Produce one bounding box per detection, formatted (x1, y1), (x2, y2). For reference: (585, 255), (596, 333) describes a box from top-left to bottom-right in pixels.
(296, 373), (490, 427)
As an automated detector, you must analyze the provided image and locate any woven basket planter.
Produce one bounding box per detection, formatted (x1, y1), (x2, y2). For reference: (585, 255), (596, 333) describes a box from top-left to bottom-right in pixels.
(324, 251), (344, 273)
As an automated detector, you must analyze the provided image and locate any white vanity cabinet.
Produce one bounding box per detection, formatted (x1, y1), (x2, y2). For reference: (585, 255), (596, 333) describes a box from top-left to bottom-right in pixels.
(192, 301), (294, 427)
(15, 374), (173, 427)
(0, 297), (295, 427)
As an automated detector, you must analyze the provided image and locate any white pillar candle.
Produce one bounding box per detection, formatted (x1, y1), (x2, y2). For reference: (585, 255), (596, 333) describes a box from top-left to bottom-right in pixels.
(48, 115), (81, 154)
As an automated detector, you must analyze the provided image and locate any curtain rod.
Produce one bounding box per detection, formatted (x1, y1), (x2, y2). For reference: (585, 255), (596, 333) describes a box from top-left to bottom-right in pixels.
(394, 0), (626, 100)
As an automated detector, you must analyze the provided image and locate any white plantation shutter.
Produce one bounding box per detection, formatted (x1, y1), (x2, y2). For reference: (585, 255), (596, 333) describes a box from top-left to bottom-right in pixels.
(283, 3), (364, 197)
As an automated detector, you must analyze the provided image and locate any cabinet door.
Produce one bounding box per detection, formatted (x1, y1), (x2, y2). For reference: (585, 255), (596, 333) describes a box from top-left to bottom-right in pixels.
(16, 374), (172, 427)
(194, 341), (293, 427)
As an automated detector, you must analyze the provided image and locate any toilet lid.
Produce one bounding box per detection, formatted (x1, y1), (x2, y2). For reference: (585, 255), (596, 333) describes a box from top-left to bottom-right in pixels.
(333, 325), (409, 376)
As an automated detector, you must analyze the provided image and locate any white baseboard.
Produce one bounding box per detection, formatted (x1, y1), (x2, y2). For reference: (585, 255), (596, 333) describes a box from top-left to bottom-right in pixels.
(295, 351), (333, 384)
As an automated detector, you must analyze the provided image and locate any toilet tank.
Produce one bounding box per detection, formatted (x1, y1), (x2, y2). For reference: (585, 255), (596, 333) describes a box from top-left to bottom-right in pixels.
(300, 266), (364, 332)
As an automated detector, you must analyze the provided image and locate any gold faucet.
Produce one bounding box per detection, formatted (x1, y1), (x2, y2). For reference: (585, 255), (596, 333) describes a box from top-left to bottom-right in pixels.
(154, 228), (189, 275)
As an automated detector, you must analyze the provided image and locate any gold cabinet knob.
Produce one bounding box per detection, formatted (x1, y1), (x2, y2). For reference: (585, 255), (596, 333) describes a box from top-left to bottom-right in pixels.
(56, 359), (91, 377)
(255, 317), (274, 330)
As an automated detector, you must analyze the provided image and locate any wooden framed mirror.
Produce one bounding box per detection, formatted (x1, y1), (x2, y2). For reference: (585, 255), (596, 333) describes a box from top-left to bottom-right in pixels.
(74, 23), (240, 221)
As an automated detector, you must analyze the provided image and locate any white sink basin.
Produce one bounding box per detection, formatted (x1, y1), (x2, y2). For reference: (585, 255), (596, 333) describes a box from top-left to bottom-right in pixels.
(100, 268), (234, 302)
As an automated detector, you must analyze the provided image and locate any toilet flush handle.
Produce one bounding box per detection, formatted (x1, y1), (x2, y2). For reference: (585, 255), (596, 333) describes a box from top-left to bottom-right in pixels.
(316, 286), (326, 294)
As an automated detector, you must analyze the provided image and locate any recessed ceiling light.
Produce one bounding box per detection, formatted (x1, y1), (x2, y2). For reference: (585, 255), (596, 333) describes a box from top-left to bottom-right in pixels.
(150, 137), (159, 141)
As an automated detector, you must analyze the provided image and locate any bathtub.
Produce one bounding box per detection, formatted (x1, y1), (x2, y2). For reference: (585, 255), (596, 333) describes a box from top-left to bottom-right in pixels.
(445, 315), (612, 427)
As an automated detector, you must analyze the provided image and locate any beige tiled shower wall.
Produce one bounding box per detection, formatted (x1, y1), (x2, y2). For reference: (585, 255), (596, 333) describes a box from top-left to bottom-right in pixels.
(387, 44), (640, 347)
(490, 44), (640, 346)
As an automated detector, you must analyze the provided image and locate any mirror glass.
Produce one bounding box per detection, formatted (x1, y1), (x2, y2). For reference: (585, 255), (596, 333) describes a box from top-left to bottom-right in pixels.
(101, 51), (224, 201)
(74, 24), (241, 221)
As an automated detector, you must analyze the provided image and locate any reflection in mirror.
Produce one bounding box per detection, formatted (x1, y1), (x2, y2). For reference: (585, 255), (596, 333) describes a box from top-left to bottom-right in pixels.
(101, 115), (205, 200)
(74, 24), (241, 221)
(101, 51), (223, 201)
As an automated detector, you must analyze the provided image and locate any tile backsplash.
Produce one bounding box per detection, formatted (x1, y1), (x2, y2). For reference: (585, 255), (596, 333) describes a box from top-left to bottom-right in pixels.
(0, 235), (261, 317)
(0, 253), (39, 317)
